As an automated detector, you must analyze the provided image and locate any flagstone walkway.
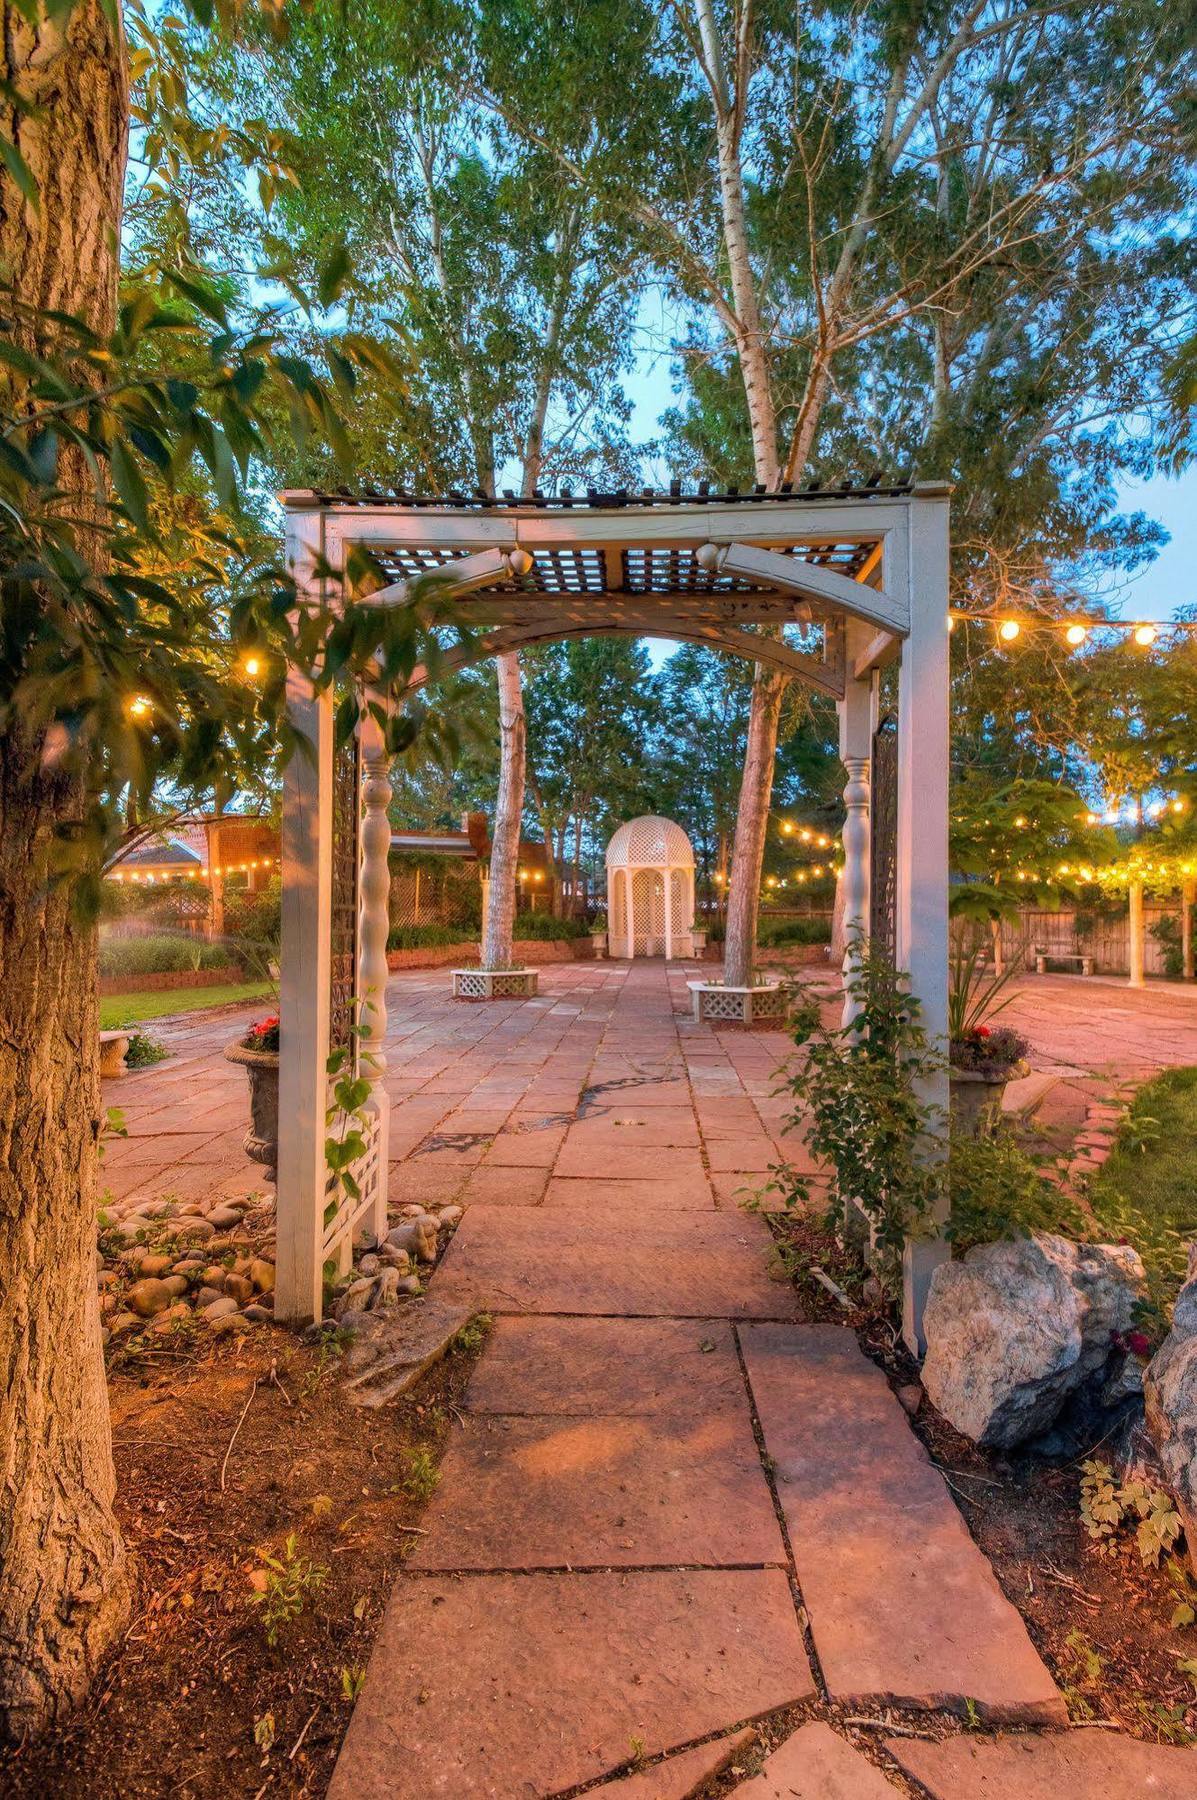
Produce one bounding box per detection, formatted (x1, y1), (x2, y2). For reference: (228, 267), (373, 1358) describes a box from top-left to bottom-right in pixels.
(101, 963), (1197, 1797)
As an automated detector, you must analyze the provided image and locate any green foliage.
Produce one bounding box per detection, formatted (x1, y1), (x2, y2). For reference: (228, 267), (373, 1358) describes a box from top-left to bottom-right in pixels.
(947, 1128), (1081, 1255)
(398, 1448), (440, 1504)
(99, 931), (237, 976)
(452, 1314), (492, 1355)
(1059, 1628), (1106, 1720)
(1150, 914), (1185, 979)
(386, 922), (465, 951)
(224, 876), (282, 946)
(1080, 1461), (1185, 1568)
(250, 1535), (329, 1646)
(1087, 1068), (1197, 1329)
(513, 910), (587, 940)
(124, 1030), (170, 1069)
(947, 930), (1023, 1041)
(756, 916), (832, 947)
(774, 942), (944, 1267)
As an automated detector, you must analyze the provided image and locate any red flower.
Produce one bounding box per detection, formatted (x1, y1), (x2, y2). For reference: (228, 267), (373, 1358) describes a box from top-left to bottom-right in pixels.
(976, 1025), (991, 1038)
(1126, 1330), (1152, 1359)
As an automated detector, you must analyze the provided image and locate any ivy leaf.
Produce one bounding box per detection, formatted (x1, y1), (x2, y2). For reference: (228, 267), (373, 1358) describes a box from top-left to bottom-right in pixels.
(0, 134), (40, 212)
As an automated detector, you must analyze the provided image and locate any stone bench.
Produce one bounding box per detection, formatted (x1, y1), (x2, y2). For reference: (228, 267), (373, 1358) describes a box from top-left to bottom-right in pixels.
(99, 1029), (130, 1077)
(1034, 948), (1094, 976)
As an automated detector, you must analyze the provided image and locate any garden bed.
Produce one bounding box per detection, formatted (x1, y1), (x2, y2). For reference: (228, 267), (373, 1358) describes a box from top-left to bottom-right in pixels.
(3, 1325), (486, 1798)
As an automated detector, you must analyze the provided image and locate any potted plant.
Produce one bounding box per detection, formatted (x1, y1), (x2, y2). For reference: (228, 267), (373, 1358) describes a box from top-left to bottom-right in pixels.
(590, 911), (608, 956)
(948, 932), (1030, 1135)
(225, 1014), (280, 1181)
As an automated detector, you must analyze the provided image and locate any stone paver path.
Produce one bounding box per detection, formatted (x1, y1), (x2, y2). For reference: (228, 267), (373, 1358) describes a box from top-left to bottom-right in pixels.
(102, 963), (1197, 1797)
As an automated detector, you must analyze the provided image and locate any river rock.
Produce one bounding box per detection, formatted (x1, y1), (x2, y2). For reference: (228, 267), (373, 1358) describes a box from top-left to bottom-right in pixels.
(436, 1204), (464, 1227)
(138, 1253), (174, 1279)
(244, 1304), (273, 1323)
(224, 1274), (254, 1305)
(386, 1219), (438, 1263)
(206, 1205), (244, 1229)
(1145, 1245), (1197, 1573)
(125, 1277), (176, 1319)
(368, 1266), (401, 1310)
(249, 1258), (275, 1293)
(922, 1233), (1146, 1448)
(201, 1295), (241, 1321)
(176, 1217), (216, 1241)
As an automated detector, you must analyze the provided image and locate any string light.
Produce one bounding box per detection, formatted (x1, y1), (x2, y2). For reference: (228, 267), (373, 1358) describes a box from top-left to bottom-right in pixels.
(1134, 624), (1157, 646)
(243, 654), (262, 679)
(998, 619), (1021, 642)
(1065, 623), (1088, 647)
(127, 695), (151, 719)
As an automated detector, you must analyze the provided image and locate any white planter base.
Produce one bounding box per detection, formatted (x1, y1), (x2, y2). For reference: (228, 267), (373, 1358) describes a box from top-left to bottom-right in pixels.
(687, 979), (790, 1026)
(451, 967), (539, 1001)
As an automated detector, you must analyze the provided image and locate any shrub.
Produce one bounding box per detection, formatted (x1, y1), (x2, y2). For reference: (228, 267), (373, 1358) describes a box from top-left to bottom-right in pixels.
(98, 931), (237, 977)
(513, 911), (587, 940)
(224, 876), (281, 946)
(947, 1126), (1081, 1253)
(387, 922), (464, 950)
(773, 941), (944, 1268)
(757, 915), (832, 947)
(949, 1023), (1030, 1073)
(124, 1030), (169, 1068)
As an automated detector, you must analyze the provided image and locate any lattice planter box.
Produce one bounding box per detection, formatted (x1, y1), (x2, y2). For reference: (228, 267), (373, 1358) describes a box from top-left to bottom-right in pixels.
(687, 979), (791, 1027)
(451, 967), (539, 1001)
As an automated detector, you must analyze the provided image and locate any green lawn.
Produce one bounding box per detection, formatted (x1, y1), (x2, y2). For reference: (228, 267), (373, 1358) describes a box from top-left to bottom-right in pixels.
(100, 980), (274, 1027)
(1087, 1066), (1197, 1330)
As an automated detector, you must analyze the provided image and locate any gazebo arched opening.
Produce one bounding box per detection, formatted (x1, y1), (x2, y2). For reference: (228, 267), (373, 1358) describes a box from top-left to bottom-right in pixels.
(606, 815), (696, 958)
(273, 482), (950, 1352)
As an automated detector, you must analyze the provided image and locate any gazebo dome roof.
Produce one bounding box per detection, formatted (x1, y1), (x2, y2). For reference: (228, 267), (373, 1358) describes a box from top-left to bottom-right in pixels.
(606, 815), (694, 870)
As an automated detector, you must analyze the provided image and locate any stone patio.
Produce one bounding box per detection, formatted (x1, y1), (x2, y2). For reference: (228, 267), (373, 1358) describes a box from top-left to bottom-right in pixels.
(102, 961), (1197, 1797)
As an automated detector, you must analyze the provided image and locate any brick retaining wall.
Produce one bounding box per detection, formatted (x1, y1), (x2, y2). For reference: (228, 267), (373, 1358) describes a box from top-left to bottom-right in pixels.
(386, 938), (597, 972)
(99, 964), (244, 996)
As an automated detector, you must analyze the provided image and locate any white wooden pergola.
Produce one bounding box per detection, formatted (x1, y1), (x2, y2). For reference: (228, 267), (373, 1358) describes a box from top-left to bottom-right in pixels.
(276, 481), (950, 1351)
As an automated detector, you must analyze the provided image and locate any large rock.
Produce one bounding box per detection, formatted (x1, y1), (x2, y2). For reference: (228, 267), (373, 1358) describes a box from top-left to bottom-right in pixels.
(1145, 1245), (1197, 1572)
(922, 1234), (1145, 1448)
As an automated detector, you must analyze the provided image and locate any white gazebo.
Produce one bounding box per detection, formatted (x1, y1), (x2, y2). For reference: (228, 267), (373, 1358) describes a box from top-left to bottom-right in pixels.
(607, 815), (696, 958)
(273, 480), (950, 1351)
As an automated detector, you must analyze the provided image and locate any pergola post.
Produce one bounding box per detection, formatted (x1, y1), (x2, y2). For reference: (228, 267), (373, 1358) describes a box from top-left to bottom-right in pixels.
(895, 490), (951, 1356)
(839, 625), (874, 1028)
(357, 697), (393, 1249)
(1128, 878), (1146, 987)
(276, 667), (334, 1326)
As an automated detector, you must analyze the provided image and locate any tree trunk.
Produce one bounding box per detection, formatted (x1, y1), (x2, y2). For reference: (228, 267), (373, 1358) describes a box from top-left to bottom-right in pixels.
(480, 650), (526, 968)
(0, 0), (131, 1739)
(722, 670), (785, 986)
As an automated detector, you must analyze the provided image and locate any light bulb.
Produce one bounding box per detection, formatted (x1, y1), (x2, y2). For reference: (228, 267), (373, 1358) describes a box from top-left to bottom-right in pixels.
(244, 654), (261, 678)
(1133, 623), (1157, 646)
(128, 695), (151, 718)
(1065, 623), (1087, 647)
(998, 619), (1020, 642)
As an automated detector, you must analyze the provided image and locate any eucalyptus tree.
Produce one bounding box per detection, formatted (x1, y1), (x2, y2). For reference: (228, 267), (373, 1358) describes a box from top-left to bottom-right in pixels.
(474, 0), (1194, 985)
(213, 0), (643, 958)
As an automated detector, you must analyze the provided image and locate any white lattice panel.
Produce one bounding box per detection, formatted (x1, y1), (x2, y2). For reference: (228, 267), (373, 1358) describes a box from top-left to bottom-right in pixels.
(606, 814), (695, 869)
(452, 968), (539, 1000)
(322, 1109), (383, 1266)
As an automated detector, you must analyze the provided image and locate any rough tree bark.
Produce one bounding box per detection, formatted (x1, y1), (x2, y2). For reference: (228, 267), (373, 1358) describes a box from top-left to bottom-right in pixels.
(0, 0), (132, 1740)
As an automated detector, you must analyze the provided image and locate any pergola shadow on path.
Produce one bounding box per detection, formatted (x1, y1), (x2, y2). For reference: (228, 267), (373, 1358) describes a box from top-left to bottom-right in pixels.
(275, 480), (952, 1350)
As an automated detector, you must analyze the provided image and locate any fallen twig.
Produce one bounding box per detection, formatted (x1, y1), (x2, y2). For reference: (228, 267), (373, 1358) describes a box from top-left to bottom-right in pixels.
(809, 1266), (853, 1309)
(219, 1379), (258, 1493)
(269, 1359), (292, 1406)
(288, 1704), (320, 1762)
(842, 1717), (936, 1738)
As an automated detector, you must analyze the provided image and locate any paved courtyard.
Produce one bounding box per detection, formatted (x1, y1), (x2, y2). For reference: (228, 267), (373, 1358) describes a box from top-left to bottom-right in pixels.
(101, 963), (1197, 1797)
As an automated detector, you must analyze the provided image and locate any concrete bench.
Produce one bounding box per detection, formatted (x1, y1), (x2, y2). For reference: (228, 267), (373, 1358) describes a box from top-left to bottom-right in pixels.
(99, 1029), (130, 1077)
(1034, 948), (1094, 976)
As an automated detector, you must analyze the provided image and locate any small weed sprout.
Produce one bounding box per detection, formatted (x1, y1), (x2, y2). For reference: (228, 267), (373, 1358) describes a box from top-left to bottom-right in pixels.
(1080, 1460), (1184, 1568)
(398, 1448), (440, 1504)
(341, 1665), (367, 1702)
(453, 1314), (493, 1355)
(250, 1535), (328, 1645)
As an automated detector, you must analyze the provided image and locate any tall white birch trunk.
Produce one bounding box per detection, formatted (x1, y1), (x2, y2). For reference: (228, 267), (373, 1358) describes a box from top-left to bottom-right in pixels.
(480, 649), (526, 967)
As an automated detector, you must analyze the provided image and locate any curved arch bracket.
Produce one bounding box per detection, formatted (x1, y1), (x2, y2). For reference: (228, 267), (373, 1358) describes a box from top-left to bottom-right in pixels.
(404, 617), (845, 699)
(703, 541), (907, 637)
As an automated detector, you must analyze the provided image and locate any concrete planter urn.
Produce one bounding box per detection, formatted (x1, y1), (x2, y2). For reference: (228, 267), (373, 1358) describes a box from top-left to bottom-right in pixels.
(225, 1034), (280, 1182)
(691, 929), (707, 953)
(949, 1026), (1031, 1136)
(451, 967), (539, 1001)
(590, 932), (608, 958)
